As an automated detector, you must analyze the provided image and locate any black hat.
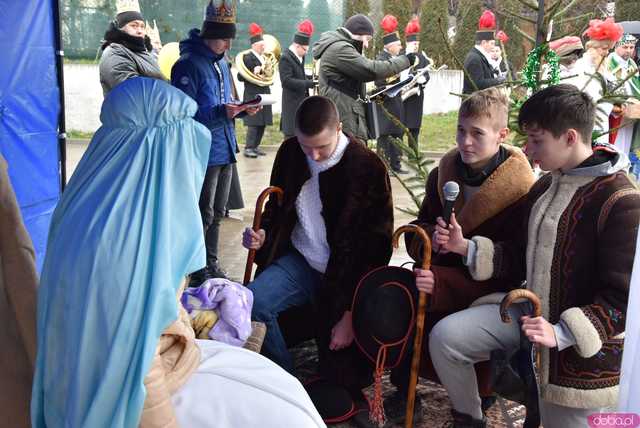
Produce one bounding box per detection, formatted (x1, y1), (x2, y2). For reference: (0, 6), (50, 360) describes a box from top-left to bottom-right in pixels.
(304, 378), (362, 424)
(201, 0), (237, 40)
(344, 14), (375, 37)
(293, 19), (314, 46)
(116, 11), (144, 28)
(352, 266), (418, 426)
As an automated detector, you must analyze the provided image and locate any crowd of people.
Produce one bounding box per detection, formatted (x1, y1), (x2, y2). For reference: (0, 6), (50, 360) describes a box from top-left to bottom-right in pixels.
(3, 0), (639, 427)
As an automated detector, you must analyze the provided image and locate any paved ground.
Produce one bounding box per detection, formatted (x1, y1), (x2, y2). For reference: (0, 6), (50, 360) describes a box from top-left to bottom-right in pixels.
(65, 140), (525, 427)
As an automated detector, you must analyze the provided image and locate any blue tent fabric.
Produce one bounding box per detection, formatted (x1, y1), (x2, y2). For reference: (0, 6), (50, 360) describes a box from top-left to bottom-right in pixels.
(31, 77), (210, 427)
(0, 0), (61, 272)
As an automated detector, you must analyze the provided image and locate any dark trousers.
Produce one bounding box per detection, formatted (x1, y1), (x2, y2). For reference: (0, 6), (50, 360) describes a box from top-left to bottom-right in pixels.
(199, 164), (233, 268)
(408, 128), (420, 151)
(246, 125), (266, 150)
(378, 135), (402, 170)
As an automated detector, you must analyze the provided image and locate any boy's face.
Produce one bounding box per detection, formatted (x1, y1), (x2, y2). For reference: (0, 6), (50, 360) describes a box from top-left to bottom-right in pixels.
(523, 124), (573, 171)
(456, 114), (508, 169)
(296, 123), (342, 162)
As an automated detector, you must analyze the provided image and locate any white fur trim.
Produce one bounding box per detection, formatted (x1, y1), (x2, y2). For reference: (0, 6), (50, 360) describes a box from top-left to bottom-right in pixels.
(560, 307), (603, 358)
(542, 383), (619, 409)
(469, 236), (494, 281)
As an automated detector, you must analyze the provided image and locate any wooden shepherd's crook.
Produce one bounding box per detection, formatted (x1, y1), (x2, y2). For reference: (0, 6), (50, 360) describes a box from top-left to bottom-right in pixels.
(392, 225), (431, 428)
(243, 186), (284, 285)
(499, 289), (543, 369)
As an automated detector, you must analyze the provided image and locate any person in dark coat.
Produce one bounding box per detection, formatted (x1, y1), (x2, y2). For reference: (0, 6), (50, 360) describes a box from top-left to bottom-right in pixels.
(375, 15), (408, 174)
(171, 1), (257, 283)
(242, 96), (394, 409)
(402, 17), (430, 150)
(312, 14), (413, 142)
(99, 3), (164, 96)
(238, 22), (273, 158)
(279, 19), (316, 139)
(462, 10), (505, 94)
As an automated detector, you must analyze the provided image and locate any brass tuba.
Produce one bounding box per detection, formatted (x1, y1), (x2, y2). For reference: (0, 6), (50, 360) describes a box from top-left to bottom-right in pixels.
(235, 34), (281, 87)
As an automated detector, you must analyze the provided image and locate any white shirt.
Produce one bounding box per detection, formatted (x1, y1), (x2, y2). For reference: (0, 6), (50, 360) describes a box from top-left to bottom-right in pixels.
(291, 133), (350, 273)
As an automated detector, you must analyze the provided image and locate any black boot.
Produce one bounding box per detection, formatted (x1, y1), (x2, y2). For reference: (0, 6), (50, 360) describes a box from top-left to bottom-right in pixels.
(449, 409), (486, 428)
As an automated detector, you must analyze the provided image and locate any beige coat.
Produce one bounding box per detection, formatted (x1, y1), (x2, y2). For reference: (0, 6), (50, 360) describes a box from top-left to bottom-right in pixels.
(140, 281), (200, 428)
(0, 155), (39, 428)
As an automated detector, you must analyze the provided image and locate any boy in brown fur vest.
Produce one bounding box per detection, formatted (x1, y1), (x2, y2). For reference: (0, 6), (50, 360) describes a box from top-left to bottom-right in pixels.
(433, 84), (640, 427)
(385, 87), (536, 425)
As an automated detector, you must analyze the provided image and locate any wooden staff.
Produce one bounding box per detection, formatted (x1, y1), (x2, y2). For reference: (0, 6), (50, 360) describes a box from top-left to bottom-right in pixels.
(392, 225), (431, 428)
(243, 186), (284, 285)
(499, 289), (543, 369)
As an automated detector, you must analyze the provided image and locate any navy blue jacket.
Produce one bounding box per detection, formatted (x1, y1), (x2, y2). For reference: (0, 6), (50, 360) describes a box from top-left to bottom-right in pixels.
(171, 29), (237, 166)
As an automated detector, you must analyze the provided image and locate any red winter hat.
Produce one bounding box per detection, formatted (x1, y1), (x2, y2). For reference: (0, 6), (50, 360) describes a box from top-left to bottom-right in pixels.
(405, 17), (420, 42)
(249, 22), (264, 44)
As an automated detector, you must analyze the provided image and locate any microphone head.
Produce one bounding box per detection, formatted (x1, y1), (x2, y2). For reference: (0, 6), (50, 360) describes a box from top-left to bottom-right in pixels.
(443, 181), (460, 201)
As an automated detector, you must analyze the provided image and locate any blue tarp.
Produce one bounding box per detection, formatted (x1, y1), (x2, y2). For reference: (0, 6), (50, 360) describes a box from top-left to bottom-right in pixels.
(0, 0), (62, 272)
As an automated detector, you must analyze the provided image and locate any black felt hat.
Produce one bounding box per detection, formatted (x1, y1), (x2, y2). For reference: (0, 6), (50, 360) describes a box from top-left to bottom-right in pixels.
(304, 378), (362, 424)
(352, 265), (418, 426)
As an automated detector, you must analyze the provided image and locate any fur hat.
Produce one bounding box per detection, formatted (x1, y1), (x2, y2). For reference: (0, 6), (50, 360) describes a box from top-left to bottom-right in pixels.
(549, 36), (584, 58)
(201, 0), (237, 40)
(115, 0), (143, 28)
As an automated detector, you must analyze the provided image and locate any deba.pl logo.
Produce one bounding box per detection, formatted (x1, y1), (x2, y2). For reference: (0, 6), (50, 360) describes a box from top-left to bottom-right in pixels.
(589, 413), (640, 428)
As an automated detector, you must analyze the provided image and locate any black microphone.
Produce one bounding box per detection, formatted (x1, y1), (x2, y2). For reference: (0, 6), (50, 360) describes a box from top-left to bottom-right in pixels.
(442, 181), (460, 226)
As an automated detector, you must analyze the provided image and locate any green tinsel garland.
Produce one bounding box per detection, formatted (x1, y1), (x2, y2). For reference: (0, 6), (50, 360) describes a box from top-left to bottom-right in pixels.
(522, 44), (560, 91)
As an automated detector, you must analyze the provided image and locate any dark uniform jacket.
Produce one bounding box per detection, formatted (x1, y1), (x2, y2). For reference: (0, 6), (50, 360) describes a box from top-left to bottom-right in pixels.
(462, 46), (504, 94)
(278, 48), (314, 136)
(403, 52), (430, 130)
(238, 50), (273, 127)
(374, 50), (405, 137)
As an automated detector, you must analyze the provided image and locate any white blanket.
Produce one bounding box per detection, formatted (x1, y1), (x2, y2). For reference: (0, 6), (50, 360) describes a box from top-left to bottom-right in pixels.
(173, 340), (326, 428)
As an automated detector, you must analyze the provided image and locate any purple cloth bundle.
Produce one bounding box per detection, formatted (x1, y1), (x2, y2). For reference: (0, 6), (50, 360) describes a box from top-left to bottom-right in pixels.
(181, 278), (254, 347)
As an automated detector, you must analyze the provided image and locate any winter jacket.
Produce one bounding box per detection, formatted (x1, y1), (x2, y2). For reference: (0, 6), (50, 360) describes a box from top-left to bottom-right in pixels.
(312, 28), (410, 141)
(99, 22), (163, 96)
(238, 51), (273, 127)
(278, 49), (313, 136)
(462, 46), (504, 94)
(171, 29), (238, 166)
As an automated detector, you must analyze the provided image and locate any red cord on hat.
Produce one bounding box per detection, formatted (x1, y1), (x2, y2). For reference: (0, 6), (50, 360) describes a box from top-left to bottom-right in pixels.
(370, 346), (388, 427)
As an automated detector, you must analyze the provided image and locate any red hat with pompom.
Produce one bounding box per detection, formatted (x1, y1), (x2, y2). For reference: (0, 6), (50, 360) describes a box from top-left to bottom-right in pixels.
(381, 14), (400, 45)
(405, 17), (420, 42)
(294, 19), (314, 46)
(249, 22), (263, 44)
(476, 9), (496, 41)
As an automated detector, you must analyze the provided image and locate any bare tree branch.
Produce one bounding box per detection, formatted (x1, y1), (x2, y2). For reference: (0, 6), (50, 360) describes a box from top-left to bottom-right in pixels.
(496, 7), (537, 24)
(514, 24), (536, 43)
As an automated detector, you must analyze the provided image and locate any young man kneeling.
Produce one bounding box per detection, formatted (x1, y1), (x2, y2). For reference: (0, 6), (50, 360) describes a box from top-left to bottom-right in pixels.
(242, 96), (394, 406)
(432, 84), (640, 427)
